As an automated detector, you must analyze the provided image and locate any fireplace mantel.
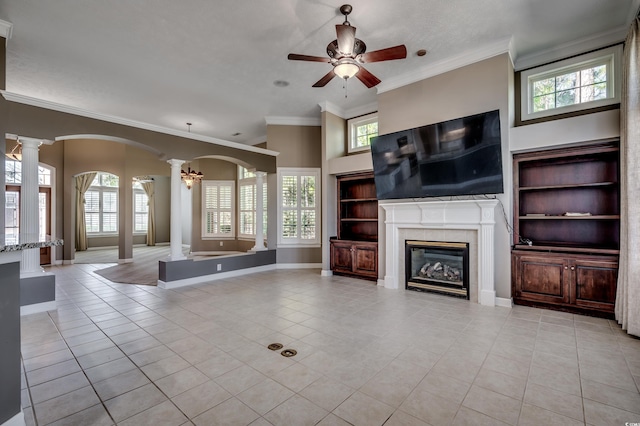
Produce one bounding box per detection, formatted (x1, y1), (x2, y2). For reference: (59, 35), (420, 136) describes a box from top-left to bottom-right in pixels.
(379, 199), (499, 306)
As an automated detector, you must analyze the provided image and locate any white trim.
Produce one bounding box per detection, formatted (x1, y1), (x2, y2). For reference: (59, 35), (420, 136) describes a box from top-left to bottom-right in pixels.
(347, 112), (378, 154)
(158, 264), (276, 289)
(21, 301), (57, 316)
(276, 167), (321, 247)
(377, 36), (514, 94)
(321, 269), (333, 277)
(1, 411), (25, 426)
(265, 116), (321, 126)
(201, 180), (236, 239)
(0, 91), (279, 157)
(318, 101), (378, 120)
(0, 19), (13, 40)
(495, 297), (513, 308)
(318, 101), (346, 118)
(276, 263), (322, 269)
(520, 45), (622, 122)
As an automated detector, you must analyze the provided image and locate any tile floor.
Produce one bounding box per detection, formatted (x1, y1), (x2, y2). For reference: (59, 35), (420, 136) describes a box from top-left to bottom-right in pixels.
(19, 263), (640, 425)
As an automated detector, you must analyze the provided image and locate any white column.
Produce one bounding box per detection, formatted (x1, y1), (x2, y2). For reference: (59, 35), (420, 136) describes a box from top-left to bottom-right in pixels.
(478, 202), (497, 306)
(251, 171), (266, 251)
(19, 137), (43, 275)
(168, 159), (186, 261)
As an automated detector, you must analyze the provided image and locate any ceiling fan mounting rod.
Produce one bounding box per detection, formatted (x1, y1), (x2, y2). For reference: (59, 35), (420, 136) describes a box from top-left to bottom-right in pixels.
(340, 4), (352, 25)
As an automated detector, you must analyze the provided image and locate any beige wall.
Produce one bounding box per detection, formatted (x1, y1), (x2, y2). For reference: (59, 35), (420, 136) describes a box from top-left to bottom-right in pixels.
(376, 53), (513, 299)
(266, 124), (323, 264)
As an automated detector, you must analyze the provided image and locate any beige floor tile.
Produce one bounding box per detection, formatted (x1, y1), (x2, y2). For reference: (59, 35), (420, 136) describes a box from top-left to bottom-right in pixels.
(271, 360), (323, 393)
(299, 376), (355, 412)
(46, 403), (113, 426)
(580, 359), (638, 393)
(103, 383), (167, 422)
(84, 357), (138, 383)
(473, 367), (527, 400)
(141, 354), (191, 381)
(583, 398), (640, 426)
(383, 410), (431, 426)
(193, 397), (259, 426)
(316, 413), (353, 426)
(237, 378), (295, 415)
(461, 384), (521, 425)
(129, 344), (176, 367)
(154, 365), (210, 398)
(93, 368), (150, 401)
(518, 403), (585, 426)
(582, 378), (640, 414)
(214, 364), (268, 395)
(30, 371), (90, 404)
(528, 364), (582, 396)
(118, 400), (188, 426)
(333, 391), (395, 426)
(414, 371), (471, 405)
(25, 359), (81, 386)
(23, 348), (75, 372)
(263, 394), (328, 426)
(483, 353), (530, 380)
(171, 379), (232, 418)
(399, 387), (460, 426)
(33, 386), (101, 425)
(524, 382), (584, 421)
(76, 346), (125, 369)
(452, 406), (510, 425)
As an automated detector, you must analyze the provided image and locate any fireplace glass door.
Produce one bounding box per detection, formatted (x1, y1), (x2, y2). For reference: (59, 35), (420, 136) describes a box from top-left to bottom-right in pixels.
(406, 240), (469, 299)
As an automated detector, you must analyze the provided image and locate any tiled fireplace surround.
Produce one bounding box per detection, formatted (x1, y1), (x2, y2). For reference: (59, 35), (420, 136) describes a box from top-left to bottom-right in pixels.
(380, 199), (507, 307)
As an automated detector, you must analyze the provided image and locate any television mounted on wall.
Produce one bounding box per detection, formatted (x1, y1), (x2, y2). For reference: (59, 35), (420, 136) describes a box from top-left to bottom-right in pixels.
(370, 110), (504, 200)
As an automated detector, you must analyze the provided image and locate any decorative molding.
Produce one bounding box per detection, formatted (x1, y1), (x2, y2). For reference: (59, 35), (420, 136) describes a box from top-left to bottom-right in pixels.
(264, 116), (321, 126)
(495, 297), (514, 308)
(318, 101), (345, 118)
(377, 36), (515, 94)
(515, 26), (628, 71)
(344, 102), (378, 120)
(320, 269), (333, 277)
(0, 19), (13, 40)
(0, 91), (280, 157)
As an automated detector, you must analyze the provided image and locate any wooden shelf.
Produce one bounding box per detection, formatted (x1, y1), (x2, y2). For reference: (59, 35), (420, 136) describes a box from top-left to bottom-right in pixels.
(519, 182), (617, 192)
(341, 218), (378, 222)
(513, 244), (619, 255)
(341, 198), (378, 203)
(520, 215), (620, 220)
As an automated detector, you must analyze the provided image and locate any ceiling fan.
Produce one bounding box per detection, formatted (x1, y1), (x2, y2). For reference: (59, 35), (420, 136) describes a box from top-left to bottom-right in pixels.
(288, 4), (407, 89)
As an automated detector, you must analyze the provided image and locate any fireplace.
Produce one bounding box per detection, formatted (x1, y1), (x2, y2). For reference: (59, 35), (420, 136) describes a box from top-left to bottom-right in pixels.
(406, 241), (470, 299)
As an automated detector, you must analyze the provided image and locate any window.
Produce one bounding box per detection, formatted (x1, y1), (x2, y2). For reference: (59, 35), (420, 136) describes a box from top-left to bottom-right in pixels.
(277, 168), (320, 247)
(521, 45), (622, 121)
(202, 180), (235, 238)
(133, 182), (148, 233)
(85, 172), (119, 234)
(238, 167), (267, 239)
(6, 159), (51, 185)
(348, 112), (378, 153)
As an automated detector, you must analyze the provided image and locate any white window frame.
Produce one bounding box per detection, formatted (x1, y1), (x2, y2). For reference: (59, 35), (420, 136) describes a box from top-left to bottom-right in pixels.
(277, 167), (320, 248)
(238, 166), (267, 241)
(201, 180), (235, 239)
(520, 45), (622, 121)
(347, 112), (378, 153)
(132, 185), (148, 235)
(85, 172), (119, 235)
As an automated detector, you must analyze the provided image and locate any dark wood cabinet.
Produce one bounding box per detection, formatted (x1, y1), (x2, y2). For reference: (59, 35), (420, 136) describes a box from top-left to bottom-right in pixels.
(511, 141), (619, 317)
(330, 172), (378, 281)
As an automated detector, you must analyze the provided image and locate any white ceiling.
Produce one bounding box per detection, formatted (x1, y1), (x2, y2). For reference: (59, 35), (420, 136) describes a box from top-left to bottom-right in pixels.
(0, 0), (638, 145)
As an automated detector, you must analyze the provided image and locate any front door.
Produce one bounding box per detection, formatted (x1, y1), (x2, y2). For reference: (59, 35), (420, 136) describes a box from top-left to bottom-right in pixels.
(5, 185), (52, 265)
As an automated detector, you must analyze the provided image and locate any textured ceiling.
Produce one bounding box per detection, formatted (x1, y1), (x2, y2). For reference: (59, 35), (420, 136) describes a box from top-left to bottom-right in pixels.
(0, 0), (638, 145)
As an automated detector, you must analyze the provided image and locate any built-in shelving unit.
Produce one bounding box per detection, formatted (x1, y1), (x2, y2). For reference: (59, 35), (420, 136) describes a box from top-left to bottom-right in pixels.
(511, 140), (620, 317)
(331, 172), (378, 280)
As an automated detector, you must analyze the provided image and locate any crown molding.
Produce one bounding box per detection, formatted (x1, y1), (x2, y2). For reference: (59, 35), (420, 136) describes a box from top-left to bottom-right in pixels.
(264, 116), (321, 126)
(377, 36), (515, 94)
(245, 135), (267, 146)
(515, 25), (629, 71)
(344, 102), (378, 119)
(318, 101), (345, 118)
(0, 20), (13, 40)
(1, 91), (279, 157)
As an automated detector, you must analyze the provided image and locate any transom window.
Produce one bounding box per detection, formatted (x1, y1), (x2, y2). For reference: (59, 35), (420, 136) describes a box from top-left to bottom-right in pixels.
(85, 172), (119, 234)
(6, 159), (52, 185)
(202, 180), (235, 238)
(348, 112), (378, 153)
(277, 168), (320, 247)
(521, 45), (621, 121)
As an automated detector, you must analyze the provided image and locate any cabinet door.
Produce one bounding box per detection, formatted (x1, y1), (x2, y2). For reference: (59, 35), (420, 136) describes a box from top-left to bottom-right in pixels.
(513, 253), (570, 304)
(330, 241), (354, 274)
(571, 258), (618, 312)
(352, 243), (378, 279)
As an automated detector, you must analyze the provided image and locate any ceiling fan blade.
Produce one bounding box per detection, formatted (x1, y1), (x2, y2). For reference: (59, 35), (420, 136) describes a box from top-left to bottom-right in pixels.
(336, 24), (356, 55)
(312, 70), (337, 87)
(287, 53), (331, 63)
(355, 66), (381, 88)
(359, 45), (407, 63)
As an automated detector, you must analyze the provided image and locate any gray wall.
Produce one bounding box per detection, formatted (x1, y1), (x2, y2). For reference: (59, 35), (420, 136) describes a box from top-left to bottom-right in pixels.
(0, 260), (21, 425)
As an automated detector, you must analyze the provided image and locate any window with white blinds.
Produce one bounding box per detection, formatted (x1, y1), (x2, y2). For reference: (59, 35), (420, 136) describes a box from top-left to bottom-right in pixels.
(85, 172), (119, 234)
(202, 180), (235, 238)
(133, 185), (148, 233)
(238, 167), (267, 239)
(277, 168), (320, 247)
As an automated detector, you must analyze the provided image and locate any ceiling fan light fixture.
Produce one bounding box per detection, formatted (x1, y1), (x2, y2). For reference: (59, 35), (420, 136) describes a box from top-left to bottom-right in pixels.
(334, 61), (359, 79)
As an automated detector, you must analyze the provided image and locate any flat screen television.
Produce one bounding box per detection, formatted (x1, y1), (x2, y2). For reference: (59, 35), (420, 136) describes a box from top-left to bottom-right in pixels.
(370, 110), (504, 200)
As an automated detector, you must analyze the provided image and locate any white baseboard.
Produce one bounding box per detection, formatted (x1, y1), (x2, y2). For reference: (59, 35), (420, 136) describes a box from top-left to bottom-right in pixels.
(158, 264), (277, 289)
(21, 301), (57, 316)
(377, 278), (385, 287)
(62, 259), (74, 265)
(277, 263), (322, 269)
(320, 269), (333, 277)
(118, 258), (133, 264)
(495, 297), (514, 308)
(1, 411), (25, 426)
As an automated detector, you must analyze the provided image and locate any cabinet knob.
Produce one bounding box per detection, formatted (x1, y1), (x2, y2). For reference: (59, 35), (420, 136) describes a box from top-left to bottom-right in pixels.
(570, 266), (575, 271)
(564, 266), (568, 270)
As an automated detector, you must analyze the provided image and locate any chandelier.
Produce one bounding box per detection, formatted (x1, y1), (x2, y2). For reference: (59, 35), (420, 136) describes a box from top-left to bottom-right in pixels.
(181, 166), (203, 190)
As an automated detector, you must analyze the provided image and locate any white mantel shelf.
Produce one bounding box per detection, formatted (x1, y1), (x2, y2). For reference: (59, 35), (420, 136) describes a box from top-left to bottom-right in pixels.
(380, 199), (499, 306)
